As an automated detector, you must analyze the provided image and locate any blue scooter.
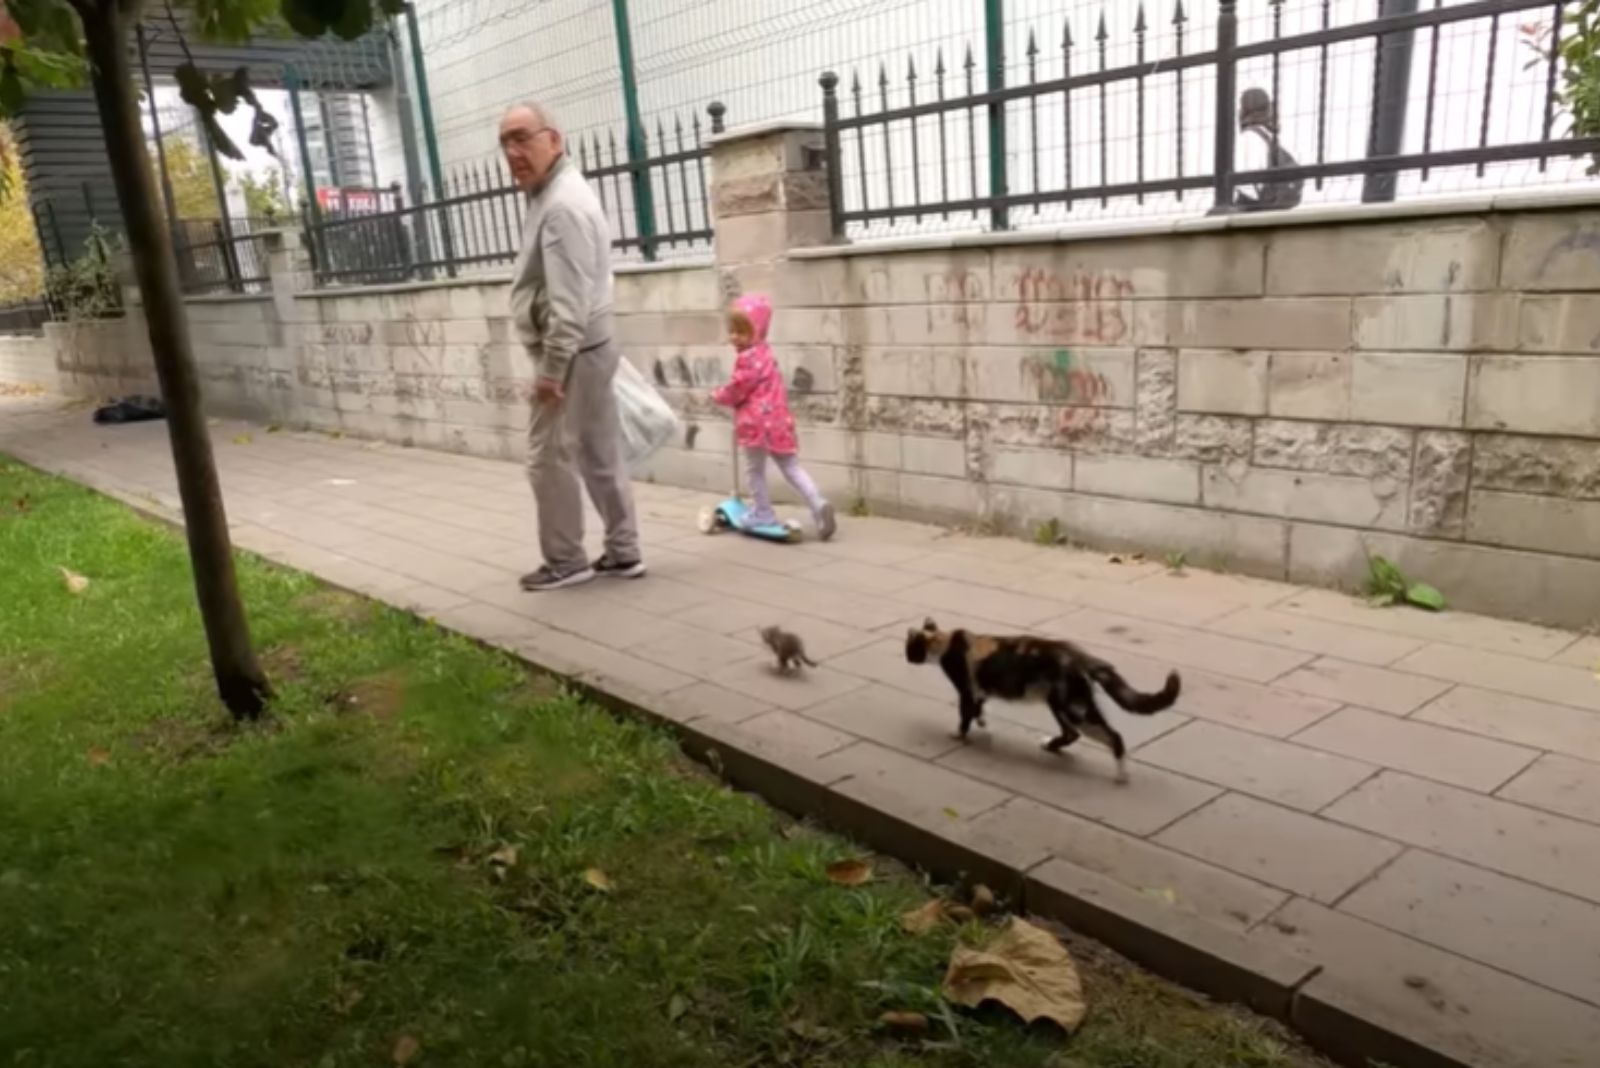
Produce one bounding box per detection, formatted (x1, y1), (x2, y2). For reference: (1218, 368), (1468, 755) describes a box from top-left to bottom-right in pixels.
(696, 429), (803, 542)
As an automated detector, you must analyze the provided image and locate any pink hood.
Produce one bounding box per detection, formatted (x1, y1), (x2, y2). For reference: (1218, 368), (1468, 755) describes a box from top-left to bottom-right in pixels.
(733, 293), (772, 346)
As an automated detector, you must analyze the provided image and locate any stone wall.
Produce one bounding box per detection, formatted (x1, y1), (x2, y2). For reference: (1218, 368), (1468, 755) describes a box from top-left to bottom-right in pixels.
(0, 333), (59, 392)
(28, 127), (1600, 627)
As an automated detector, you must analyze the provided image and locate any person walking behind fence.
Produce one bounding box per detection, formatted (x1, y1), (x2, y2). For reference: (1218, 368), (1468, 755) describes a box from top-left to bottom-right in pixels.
(1232, 87), (1303, 213)
(501, 103), (644, 591)
(711, 294), (836, 541)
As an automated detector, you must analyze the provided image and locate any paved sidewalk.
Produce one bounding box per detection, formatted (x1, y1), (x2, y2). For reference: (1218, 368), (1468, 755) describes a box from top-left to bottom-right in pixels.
(6, 397), (1600, 1068)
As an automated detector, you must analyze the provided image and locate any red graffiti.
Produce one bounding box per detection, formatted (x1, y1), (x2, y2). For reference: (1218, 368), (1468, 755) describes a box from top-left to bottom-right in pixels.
(924, 269), (985, 302)
(1011, 268), (1134, 344)
(1023, 349), (1111, 405)
(1054, 406), (1110, 444)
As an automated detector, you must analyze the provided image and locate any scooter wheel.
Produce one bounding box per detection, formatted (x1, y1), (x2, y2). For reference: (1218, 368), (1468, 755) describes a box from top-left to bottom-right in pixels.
(697, 504), (720, 534)
(784, 519), (804, 543)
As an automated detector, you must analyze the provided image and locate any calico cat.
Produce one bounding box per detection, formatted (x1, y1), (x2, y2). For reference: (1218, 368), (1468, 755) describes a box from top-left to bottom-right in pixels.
(904, 617), (1181, 783)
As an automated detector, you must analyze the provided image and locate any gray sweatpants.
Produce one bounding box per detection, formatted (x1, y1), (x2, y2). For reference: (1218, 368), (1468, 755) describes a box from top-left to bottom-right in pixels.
(526, 341), (640, 573)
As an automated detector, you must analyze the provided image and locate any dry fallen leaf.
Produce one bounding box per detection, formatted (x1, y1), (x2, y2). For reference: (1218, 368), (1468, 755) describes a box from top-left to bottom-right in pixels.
(1142, 885), (1179, 907)
(667, 993), (690, 1022)
(59, 567), (89, 594)
(945, 904), (976, 924)
(583, 867), (613, 892)
(86, 746), (111, 767)
(392, 1034), (420, 1065)
(942, 918), (1086, 1034)
(901, 899), (948, 935)
(941, 806), (960, 820)
(232, 433), (252, 445)
(1107, 553), (1124, 564)
(970, 884), (997, 917)
(878, 1010), (930, 1035)
(824, 858), (873, 887)
(487, 844), (520, 868)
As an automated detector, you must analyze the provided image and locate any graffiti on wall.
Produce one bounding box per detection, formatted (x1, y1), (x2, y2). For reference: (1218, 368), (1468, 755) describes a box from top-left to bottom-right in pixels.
(1011, 268), (1134, 344)
(1022, 348), (1110, 406)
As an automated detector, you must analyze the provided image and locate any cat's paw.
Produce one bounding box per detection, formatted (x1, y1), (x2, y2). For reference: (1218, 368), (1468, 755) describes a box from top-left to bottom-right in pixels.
(1113, 763), (1130, 785)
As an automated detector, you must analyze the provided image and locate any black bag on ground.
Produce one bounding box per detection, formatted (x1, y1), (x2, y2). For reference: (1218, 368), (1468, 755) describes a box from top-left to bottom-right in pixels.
(92, 395), (167, 425)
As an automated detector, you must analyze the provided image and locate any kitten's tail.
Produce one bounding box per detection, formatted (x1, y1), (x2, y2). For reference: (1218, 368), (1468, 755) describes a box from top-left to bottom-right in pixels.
(1089, 663), (1181, 714)
(798, 652), (817, 667)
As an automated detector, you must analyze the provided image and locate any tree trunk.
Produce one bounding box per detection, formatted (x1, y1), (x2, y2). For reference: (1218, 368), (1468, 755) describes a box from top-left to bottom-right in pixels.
(82, 5), (270, 719)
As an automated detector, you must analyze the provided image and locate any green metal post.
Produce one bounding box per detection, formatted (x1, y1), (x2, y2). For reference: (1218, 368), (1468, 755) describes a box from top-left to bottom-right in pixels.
(984, 0), (1008, 230)
(286, 66), (323, 275)
(403, 3), (455, 276)
(611, 0), (658, 261)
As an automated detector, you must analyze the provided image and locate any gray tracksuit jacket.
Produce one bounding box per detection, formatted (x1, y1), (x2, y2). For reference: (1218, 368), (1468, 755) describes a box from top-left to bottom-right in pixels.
(508, 155), (615, 382)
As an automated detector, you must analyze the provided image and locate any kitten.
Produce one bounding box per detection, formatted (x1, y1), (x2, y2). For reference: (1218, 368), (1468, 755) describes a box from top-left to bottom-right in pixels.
(759, 625), (817, 674)
(904, 617), (1180, 783)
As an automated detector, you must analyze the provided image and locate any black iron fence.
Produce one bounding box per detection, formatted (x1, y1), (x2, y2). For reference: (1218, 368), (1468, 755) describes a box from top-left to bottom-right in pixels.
(173, 217), (274, 296)
(0, 300), (51, 335)
(820, 0), (1600, 238)
(306, 103), (726, 288)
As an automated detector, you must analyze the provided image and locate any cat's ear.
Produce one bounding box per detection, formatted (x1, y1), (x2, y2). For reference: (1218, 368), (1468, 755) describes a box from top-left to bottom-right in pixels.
(923, 616), (937, 630)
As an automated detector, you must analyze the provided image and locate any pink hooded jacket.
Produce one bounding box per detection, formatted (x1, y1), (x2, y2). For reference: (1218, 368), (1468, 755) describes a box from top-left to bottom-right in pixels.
(711, 294), (799, 454)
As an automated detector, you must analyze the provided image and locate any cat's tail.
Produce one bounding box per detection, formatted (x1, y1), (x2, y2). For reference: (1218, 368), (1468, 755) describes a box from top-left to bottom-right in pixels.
(1089, 663), (1181, 714)
(798, 652), (817, 667)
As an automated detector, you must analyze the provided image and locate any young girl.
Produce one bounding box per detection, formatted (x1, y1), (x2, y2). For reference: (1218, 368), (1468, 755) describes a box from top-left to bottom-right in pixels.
(711, 294), (836, 541)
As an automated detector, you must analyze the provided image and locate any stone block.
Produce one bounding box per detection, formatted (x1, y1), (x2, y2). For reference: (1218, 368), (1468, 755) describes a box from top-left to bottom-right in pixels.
(1353, 294), (1512, 351)
(992, 231), (1267, 300)
(1264, 219), (1497, 295)
(1473, 432), (1600, 499)
(1501, 209), (1600, 290)
(1467, 488), (1600, 558)
(1418, 686), (1600, 763)
(1521, 293), (1600, 355)
(1155, 792), (1401, 903)
(1498, 753), (1600, 825)
(769, 307), (844, 346)
(803, 688), (966, 761)
(1208, 607), (1422, 666)
(1409, 430), (1471, 537)
(815, 741), (1012, 825)
(1060, 610), (1313, 684)
(1266, 351), (1351, 420)
(613, 266), (723, 314)
(1351, 352), (1466, 426)
(775, 256), (846, 307)
(1143, 298), (1352, 351)
(713, 210), (831, 264)
(972, 797), (1287, 930)
(1074, 453), (1201, 505)
(844, 249), (992, 304)
(1170, 414), (1253, 465)
(897, 472), (984, 519)
(1176, 349), (1268, 415)
(1297, 707), (1536, 792)
(1056, 492), (1289, 580)
(1134, 347), (1177, 451)
(967, 346), (1135, 407)
(1252, 420), (1413, 481)
(851, 303), (988, 347)
(1025, 859), (1314, 1020)
(988, 445), (1073, 490)
(899, 434), (967, 479)
(1202, 466), (1408, 530)
(1267, 899), (1600, 1068)
(860, 345), (966, 399)
(1138, 721), (1375, 812)
(1326, 771), (1600, 905)
(1274, 658), (1452, 716)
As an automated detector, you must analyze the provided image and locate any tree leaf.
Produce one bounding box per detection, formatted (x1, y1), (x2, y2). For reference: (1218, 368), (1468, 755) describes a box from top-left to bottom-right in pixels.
(391, 1034), (420, 1065)
(583, 867), (612, 892)
(824, 857), (873, 886)
(333, 0), (374, 41)
(59, 566), (88, 593)
(877, 1010), (930, 1034)
(666, 993), (689, 1022)
(279, 0), (331, 38)
(1405, 583), (1446, 612)
(86, 746), (110, 767)
(901, 899), (948, 935)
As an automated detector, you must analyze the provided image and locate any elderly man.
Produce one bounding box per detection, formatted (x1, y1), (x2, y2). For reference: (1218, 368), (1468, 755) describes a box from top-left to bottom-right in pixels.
(500, 103), (643, 591)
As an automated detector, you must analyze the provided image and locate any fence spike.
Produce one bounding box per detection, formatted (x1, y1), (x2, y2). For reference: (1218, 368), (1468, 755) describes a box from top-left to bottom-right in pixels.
(1027, 29), (1038, 58)
(578, 133), (591, 171)
(963, 43), (975, 75)
(1063, 18), (1073, 50)
(1173, 0), (1186, 27)
(907, 54), (917, 85)
(1096, 10), (1108, 42)
(1135, 3), (1147, 35)
(692, 110), (703, 146)
(878, 61), (889, 91)
(934, 48), (945, 78)
(655, 116), (666, 149)
(674, 114), (686, 149)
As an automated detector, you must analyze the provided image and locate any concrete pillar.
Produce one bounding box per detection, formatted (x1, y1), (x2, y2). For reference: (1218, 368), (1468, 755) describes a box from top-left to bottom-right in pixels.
(706, 121), (834, 301)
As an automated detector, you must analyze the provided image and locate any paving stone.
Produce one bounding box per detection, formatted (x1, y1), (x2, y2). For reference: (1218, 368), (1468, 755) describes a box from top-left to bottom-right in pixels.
(1295, 707), (1538, 792)
(825, 638), (957, 703)
(1415, 685), (1600, 763)
(432, 600), (549, 645)
(815, 741), (1013, 823)
(1552, 635), (1600, 670)
(727, 709), (858, 761)
(672, 595), (793, 636)
(1130, 568), (1301, 608)
(966, 797), (1287, 930)
(1136, 721), (1377, 811)
(938, 718), (1221, 835)
(654, 681), (772, 726)
(1341, 849), (1600, 1008)
(1273, 657), (1453, 716)
(800, 684), (967, 760)
(893, 577), (1068, 628)
(1051, 611), (1314, 684)
(380, 582), (478, 618)
(796, 558), (931, 595)
(1154, 793), (1402, 903)
(1207, 608), (1422, 666)
(632, 625), (766, 678)
(513, 628), (698, 697)
(707, 656), (870, 712)
(1393, 643), (1600, 713)
(1325, 771), (1600, 905)
(1260, 898), (1600, 1068)
(1497, 753), (1600, 825)
(1276, 587), (1576, 660)
(1054, 578), (1244, 628)
(589, 574), (716, 616)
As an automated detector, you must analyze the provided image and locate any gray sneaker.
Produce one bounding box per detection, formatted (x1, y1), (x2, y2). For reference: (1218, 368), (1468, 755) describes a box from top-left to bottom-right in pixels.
(519, 564), (595, 592)
(816, 501), (837, 542)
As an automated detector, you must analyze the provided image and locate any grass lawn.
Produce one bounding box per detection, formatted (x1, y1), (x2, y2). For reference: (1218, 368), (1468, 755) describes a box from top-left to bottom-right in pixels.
(0, 457), (1326, 1068)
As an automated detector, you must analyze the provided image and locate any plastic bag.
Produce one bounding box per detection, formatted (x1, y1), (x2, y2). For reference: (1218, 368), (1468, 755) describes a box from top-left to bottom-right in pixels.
(614, 356), (680, 468)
